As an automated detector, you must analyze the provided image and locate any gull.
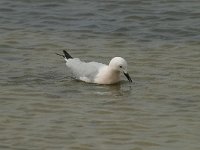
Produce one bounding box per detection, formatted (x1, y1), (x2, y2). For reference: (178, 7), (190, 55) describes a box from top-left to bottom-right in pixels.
(56, 50), (132, 84)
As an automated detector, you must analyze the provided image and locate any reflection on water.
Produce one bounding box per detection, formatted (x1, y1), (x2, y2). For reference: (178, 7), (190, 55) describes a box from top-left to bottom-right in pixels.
(0, 0), (200, 150)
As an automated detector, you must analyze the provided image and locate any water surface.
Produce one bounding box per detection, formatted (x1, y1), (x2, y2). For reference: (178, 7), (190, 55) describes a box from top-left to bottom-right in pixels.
(0, 0), (200, 150)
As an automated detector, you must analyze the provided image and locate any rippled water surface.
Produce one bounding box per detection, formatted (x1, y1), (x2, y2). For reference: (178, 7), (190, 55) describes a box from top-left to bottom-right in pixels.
(0, 0), (200, 150)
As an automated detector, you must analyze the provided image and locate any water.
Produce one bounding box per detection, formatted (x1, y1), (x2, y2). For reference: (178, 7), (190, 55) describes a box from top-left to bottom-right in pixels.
(0, 0), (200, 149)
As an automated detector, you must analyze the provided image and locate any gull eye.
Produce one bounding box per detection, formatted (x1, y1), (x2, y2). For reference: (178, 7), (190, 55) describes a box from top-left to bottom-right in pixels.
(119, 65), (122, 68)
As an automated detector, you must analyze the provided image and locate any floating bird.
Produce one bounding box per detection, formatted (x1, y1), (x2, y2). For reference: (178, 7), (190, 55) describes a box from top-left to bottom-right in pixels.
(57, 50), (132, 84)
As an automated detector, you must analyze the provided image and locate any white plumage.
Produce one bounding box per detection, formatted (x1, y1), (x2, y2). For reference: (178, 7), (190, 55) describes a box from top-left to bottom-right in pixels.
(58, 50), (132, 84)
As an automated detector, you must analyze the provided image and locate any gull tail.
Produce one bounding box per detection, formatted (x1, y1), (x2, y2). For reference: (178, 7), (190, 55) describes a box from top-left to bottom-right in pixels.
(63, 50), (73, 59)
(56, 50), (73, 59)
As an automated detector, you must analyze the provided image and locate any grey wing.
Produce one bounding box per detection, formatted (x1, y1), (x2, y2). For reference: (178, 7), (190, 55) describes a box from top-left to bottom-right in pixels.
(66, 58), (106, 81)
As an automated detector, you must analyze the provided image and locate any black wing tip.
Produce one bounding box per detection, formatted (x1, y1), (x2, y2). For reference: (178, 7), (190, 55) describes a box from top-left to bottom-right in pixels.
(63, 50), (73, 59)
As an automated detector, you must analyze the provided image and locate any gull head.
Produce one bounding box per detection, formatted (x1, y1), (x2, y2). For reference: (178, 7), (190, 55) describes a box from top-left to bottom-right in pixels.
(109, 57), (132, 82)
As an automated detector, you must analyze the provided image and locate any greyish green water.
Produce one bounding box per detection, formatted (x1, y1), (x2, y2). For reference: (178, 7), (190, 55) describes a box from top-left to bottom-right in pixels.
(0, 0), (200, 150)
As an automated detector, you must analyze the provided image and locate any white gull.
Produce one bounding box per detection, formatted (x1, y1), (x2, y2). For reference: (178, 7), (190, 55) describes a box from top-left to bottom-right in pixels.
(57, 50), (132, 84)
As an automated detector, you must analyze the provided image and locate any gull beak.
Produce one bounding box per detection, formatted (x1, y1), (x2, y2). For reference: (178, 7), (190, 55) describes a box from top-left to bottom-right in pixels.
(123, 72), (132, 82)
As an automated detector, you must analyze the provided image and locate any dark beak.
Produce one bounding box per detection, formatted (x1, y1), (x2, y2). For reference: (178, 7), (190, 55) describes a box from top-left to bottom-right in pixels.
(124, 72), (132, 82)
